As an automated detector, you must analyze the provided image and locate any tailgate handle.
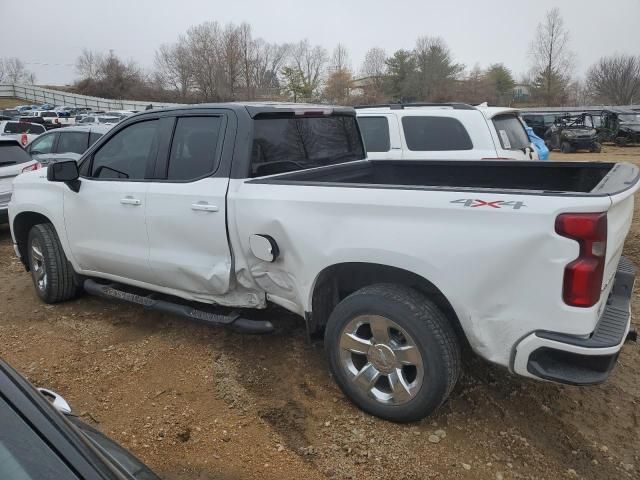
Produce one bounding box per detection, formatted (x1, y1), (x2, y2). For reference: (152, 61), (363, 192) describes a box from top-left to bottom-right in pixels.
(191, 202), (219, 212)
(120, 197), (141, 206)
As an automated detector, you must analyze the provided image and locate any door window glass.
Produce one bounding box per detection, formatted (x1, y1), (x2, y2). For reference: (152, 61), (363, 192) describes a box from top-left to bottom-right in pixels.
(90, 120), (159, 180)
(28, 133), (57, 155)
(166, 116), (223, 181)
(58, 132), (88, 154)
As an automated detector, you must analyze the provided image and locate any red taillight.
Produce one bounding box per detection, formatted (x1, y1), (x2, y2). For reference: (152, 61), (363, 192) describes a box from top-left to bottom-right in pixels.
(555, 212), (607, 307)
(22, 162), (41, 173)
(20, 133), (28, 146)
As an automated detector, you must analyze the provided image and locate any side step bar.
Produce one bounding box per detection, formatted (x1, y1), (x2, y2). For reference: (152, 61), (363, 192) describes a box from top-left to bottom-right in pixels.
(83, 279), (274, 334)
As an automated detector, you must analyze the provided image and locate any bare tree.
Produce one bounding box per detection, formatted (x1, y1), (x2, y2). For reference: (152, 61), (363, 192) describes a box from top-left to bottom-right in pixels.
(288, 39), (328, 99)
(358, 47), (387, 100)
(331, 43), (351, 72)
(221, 23), (243, 98)
(1, 57), (36, 84)
(586, 54), (640, 105)
(253, 40), (288, 95)
(75, 49), (102, 80)
(238, 22), (256, 98)
(184, 21), (225, 101)
(154, 38), (192, 100)
(529, 8), (573, 105)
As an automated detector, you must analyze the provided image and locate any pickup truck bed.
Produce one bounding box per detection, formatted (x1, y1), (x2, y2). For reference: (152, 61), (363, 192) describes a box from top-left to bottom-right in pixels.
(250, 159), (639, 196)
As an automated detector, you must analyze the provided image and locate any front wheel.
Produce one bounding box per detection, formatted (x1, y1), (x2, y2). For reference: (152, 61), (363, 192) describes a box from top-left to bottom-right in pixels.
(325, 284), (461, 422)
(561, 141), (573, 153)
(27, 223), (82, 303)
(590, 142), (602, 153)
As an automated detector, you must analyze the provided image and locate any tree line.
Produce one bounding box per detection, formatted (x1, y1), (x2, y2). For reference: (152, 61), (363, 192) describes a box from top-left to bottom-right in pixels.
(2, 8), (639, 107)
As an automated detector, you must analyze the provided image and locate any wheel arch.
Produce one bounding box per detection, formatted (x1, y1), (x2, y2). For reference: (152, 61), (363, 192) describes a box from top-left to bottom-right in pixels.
(307, 262), (468, 347)
(13, 211), (54, 271)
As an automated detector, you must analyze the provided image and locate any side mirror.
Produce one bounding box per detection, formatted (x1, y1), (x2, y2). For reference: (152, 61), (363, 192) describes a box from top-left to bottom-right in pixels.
(47, 160), (79, 182)
(38, 388), (72, 415)
(47, 160), (81, 192)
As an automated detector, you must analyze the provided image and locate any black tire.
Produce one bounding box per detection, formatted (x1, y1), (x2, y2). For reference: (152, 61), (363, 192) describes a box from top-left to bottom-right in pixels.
(590, 142), (602, 153)
(561, 141), (573, 153)
(615, 137), (627, 147)
(325, 283), (461, 422)
(27, 223), (82, 303)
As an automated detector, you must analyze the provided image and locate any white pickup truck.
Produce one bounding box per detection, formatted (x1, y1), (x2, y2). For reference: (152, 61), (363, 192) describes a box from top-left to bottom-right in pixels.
(8, 103), (639, 422)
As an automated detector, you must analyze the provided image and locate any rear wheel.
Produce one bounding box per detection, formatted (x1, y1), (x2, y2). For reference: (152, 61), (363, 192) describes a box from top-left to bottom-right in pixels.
(27, 223), (82, 303)
(615, 136), (628, 147)
(325, 284), (461, 422)
(590, 142), (602, 153)
(561, 141), (573, 153)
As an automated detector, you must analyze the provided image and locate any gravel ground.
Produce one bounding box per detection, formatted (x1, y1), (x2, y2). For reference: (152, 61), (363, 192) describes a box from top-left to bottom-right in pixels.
(0, 145), (639, 479)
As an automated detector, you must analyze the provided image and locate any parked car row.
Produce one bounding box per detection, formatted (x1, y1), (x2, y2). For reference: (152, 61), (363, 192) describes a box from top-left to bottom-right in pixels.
(522, 107), (640, 151)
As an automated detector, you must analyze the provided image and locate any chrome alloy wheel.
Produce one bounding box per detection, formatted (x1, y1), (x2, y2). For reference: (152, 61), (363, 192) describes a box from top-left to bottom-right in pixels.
(30, 237), (47, 292)
(339, 315), (424, 405)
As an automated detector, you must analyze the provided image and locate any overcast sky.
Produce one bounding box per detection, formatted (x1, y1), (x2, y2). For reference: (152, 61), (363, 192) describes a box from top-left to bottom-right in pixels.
(1, 0), (639, 85)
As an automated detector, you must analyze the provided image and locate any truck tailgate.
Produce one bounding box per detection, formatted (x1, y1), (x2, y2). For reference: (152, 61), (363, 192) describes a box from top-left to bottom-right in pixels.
(603, 189), (637, 293)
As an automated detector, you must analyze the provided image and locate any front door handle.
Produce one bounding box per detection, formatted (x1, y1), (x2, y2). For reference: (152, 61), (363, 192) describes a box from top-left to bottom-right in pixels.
(191, 202), (219, 212)
(120, 197), (141, 206)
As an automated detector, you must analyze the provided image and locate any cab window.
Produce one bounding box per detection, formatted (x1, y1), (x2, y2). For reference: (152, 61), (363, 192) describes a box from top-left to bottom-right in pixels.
(89, 120), (159, 180)
(28, 133), (57, 155)
(57, 132), (89, 154)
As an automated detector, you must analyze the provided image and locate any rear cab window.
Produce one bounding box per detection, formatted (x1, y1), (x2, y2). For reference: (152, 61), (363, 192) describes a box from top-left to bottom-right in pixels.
(166, 116), (224, 181)
(401, 116), (473, 151)
(357, 117), (390, 152)
(492, 114), (530, 151)
(250, 115), (365, 177)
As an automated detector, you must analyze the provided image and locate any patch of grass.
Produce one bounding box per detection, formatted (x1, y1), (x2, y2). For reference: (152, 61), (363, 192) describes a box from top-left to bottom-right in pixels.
(0, 98), (27, 109)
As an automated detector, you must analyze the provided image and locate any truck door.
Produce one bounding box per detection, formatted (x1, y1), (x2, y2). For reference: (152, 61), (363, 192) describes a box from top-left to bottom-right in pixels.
(63, 118), (160, 284)
(145, 113), (233, 295)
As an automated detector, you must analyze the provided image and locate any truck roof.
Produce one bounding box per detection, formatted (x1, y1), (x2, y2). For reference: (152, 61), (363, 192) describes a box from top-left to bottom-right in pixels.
(137, 102), (356, 118)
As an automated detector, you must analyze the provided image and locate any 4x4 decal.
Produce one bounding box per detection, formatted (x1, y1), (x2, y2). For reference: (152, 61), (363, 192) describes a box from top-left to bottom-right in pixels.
(451, 199), (526, 209)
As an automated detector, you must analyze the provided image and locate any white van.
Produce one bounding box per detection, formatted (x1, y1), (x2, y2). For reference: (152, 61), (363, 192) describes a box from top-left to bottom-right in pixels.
(356, 103), (538, 161)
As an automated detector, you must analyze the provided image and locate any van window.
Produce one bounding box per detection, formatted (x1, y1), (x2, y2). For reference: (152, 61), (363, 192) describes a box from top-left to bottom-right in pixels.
(357, 117), (390, 152)
(492, 114), (530, 150)
(402, 116), (473, 151)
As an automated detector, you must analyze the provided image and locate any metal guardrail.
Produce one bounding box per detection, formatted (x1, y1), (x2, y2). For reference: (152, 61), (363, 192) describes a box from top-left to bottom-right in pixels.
(0, 84), (181, 111)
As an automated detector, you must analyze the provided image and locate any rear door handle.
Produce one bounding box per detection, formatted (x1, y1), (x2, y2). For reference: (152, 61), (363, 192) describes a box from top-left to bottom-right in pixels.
(191, 202), (219, 212)
(120, 197), (141, 206)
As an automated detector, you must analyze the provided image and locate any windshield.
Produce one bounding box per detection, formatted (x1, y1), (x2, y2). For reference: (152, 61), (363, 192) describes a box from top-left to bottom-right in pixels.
(619, 114), (640, 123)
(250, 115), (365, 177)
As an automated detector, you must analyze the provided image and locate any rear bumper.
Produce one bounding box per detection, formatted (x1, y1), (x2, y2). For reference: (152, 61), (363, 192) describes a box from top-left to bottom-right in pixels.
(512, 256), (635, 385)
